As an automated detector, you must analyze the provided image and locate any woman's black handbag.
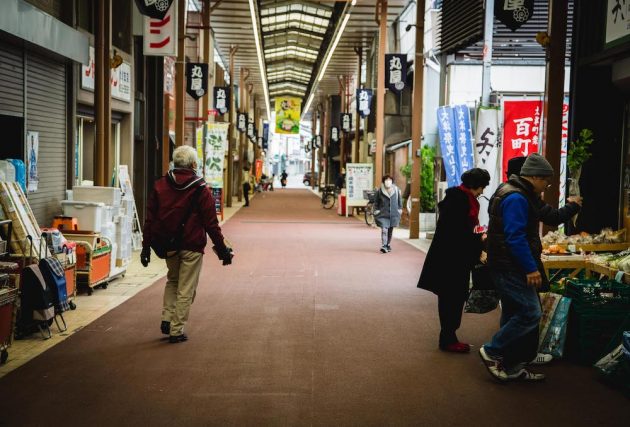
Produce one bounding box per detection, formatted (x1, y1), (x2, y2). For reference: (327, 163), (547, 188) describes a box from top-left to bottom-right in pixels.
(465, 264), (499, 314)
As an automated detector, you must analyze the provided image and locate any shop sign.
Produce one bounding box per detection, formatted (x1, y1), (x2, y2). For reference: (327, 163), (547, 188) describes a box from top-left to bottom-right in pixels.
(212, 87), (230, 115)
(143, 2), (177, 57)
(437, 105), (460, 188)
(502, 100), (542, 182)
(494, 0), (534, 32)
(606, 0), (630, 46)
(331, 126), (339, 143)
(474, 107), (501, 226)
(275, 97), (301, 134)
(345, 163), (374, 211)
(340, 113), (352, 133)
(385, 54), (407, 93)
(357, 88), (373, 118)
(452, 104), (474, 174)
(237, 113), (248, 133)
(204, 123), (229, 188)
(81, 46), (95, 91)
(247, 116), (255, 142)
(134, 0), (174, 20)
(185, 63), (208, 100)
(163, 56), (175, 95)
(111, 62), (131, 102)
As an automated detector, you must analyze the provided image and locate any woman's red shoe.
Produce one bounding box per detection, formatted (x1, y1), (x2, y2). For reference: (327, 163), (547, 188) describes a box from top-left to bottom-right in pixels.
(441, 342), (471, 353)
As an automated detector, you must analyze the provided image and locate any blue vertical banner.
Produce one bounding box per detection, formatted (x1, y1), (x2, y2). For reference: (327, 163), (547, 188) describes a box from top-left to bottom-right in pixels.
(453, 104), (474, 175)
(437, 106), (460, 188)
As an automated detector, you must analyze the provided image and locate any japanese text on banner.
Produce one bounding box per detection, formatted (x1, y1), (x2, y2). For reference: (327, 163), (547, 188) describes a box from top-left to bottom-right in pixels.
(502, 100), (542, 182)
(437, 106), (460, 188)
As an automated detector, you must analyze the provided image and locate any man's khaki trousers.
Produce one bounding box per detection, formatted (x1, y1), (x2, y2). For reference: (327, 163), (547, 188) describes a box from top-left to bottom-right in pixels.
(162, 250), (203, 336)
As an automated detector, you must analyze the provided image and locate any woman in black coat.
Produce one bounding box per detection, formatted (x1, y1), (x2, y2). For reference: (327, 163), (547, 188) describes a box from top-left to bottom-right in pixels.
(417, 168), (490, 353)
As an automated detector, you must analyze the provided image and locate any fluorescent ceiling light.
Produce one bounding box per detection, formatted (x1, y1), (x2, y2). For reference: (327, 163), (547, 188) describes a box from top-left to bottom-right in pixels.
(302, 5), (354, 118)
(248, 0), (271, 122)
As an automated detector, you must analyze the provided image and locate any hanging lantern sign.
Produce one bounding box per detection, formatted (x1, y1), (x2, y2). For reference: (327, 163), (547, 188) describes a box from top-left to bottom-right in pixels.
(135, 0), (174, 20)
(247, 117), (255, 141)
(237, 112), (248, 133)
(494, 0), (534, 31)
(356, 88), (373, 118)
(315, 135), (322, 148)
(186, 63), (208, 100)
(212, 87), (230, 114)
(385, 54), (407, 93)
(341, 113), (352, 133)
(331, 126), (339, 142)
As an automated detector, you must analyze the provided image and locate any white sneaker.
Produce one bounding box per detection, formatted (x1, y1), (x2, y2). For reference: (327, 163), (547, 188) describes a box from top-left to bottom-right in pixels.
(530, 353), (553, 365)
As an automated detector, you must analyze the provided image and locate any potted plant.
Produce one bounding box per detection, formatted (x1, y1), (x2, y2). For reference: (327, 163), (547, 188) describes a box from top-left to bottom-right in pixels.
(567, 128), (594, 197)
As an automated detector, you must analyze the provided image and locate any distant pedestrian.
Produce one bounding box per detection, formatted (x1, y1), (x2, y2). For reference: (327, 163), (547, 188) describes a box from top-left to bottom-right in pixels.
(141, 146), (233, 344)
(335, 168), (346, 190)
(479, 153), (554, 382)
(280, 170), (288, 188)
(242, 166), (252, 206)
(373, 174), (402, 253)
(417, 168), (490, 353)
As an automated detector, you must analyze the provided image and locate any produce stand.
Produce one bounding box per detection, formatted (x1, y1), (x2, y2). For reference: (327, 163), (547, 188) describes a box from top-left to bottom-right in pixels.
(543, 243), (630, 253)
(541, 255), (590, 283)
(586, 262), (630, 284)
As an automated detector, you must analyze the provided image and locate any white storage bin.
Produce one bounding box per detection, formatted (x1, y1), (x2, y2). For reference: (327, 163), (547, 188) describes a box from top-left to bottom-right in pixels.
(0, 160), (16, 183)
(73, 186), (121, 206)
(61, 201), (105, 232)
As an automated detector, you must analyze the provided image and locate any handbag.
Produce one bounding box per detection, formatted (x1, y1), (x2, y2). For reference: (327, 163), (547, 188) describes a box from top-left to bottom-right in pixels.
(465, 264), (499, 314)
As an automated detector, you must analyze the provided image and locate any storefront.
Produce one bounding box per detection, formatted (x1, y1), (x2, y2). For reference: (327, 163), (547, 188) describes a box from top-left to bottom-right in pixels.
(0, 0), (89, 225)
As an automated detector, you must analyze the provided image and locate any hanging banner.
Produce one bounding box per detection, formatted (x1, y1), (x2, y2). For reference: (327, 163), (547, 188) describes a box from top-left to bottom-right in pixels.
(437, 106), (460, 188)
(453, 105), (474, 174)
(502, 100), (542, 182)
(331, 126), (339, 143)
(134, 0), (174, 20)
(314, 135), (322, 149)
(143, 1), (177, 56)
(111, 62), (132, 102)
(474, 107), (501, 226)
(204, 123), (229, 188)
(262, 122), (269, 150)
(237, 112), (247, 133)
(185, 63), (208, 100)
(26, 131), (39, 193)
(275, 97), (301, 134)
(196, 127), (204, 177)
(212, 86), (229, 114)
(356, 88), (373, 118)
(494, 0), (534, 31)
(559, 97), (570, 208)
(247, 116), (255, 141)
(341, 113), (352, 133)
(385, 54), (407, 93)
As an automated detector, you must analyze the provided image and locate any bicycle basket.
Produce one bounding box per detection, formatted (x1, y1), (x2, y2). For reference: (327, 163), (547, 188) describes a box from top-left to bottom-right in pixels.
(363, 190), (376, 203)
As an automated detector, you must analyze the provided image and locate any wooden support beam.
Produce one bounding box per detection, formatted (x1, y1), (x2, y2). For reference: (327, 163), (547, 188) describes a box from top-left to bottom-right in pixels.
(175, 0), (186, 147)
(226, 45), (238, 207)
(354, 47), (363, 163)
(374, 0), (388, 183)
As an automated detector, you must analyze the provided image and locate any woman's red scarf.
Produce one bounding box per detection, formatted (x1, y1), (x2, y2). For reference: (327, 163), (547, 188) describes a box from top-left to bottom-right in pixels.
(458, 184), (480, 228)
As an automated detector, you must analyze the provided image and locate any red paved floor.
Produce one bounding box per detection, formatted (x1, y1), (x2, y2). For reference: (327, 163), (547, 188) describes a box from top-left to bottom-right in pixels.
(0, 189), (626, 426)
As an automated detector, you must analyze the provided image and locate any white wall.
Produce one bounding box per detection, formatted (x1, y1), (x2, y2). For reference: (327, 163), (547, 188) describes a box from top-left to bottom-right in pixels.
(448, 65), (571, 105)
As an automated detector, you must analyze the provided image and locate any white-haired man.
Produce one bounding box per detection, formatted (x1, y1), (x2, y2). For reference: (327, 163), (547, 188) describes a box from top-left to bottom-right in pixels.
(141, 145), (233, 343)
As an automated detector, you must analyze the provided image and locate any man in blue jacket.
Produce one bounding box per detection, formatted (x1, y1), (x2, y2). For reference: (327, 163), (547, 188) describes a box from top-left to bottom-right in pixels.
(479, 153), (555, 382)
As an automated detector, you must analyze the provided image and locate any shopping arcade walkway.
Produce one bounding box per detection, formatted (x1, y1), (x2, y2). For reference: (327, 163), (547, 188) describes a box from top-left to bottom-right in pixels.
(0, 189), (626, 426)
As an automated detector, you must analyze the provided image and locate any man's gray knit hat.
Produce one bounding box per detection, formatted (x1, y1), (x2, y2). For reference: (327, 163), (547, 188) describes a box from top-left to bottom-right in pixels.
(520, 153), (554, 177)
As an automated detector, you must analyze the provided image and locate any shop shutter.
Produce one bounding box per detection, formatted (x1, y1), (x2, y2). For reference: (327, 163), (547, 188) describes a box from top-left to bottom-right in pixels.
(25, 51), (67, 225)
(0, 41), (24, 115)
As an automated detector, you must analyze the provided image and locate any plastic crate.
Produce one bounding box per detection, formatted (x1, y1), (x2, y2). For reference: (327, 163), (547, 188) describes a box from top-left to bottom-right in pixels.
(567, 311), (630, 364)
(566, 279), (630, 309)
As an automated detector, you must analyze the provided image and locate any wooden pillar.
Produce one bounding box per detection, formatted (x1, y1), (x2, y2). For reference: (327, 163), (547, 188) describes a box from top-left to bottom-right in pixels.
(311, 107), (317, 190)
(201, 2), (211, 121)
(541, 0), (568, 213)
(409, 0), (425, 239)
(339, 76), (346, 170)
(374, 0), (388, 182)
(354, 47), (363, 163)
(322, 99), (330, 187)
(226, 46), (237, 207)
(175, 0), (186, 147)
(95, 0), (111, 186)
(237, 68), (249, 201)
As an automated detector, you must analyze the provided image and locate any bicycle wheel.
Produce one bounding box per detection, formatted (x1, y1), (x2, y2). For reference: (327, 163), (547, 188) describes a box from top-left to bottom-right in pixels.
(364, 202), (375, 226)
(322, 193), (335, 209)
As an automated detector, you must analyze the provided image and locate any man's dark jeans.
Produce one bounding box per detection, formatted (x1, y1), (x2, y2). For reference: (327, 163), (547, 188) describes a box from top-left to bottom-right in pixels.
(485, 270), (541, 370)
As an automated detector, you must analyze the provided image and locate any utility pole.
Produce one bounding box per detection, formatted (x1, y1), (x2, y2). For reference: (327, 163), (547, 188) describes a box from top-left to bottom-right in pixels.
(354, 47), (363, 163)
(542, 0), (568, 215)
(375, 0), (388, 181)
(409, 0), (425, 239)
(226, 45), (238, 207)
(95, 0), (111, 186)
(175, 0), (186, 147)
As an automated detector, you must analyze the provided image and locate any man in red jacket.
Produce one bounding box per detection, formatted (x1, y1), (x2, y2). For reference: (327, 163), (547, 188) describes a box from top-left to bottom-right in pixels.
(141, 146), (233, 343)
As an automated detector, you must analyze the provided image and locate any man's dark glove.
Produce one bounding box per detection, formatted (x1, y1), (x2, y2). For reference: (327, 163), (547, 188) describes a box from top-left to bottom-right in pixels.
(214, 245), (233, 266)
(140, 247), (151, 267)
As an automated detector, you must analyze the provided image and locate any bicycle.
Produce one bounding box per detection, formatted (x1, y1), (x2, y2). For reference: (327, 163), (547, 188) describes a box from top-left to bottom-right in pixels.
(364, 190), (377, 227)
(321, 185), (337, 209)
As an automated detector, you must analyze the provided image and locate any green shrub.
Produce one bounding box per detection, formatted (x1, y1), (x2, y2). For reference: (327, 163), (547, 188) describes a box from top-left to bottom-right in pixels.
(400, 146), (436, 212)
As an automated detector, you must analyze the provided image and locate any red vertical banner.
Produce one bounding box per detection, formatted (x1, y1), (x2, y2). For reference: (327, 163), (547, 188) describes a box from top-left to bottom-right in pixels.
(502, 100), (543, 182)
(255, 159), (263, 181)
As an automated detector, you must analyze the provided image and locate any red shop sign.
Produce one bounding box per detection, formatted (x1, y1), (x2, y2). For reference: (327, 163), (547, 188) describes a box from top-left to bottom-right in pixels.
(502, 100), (543, 182)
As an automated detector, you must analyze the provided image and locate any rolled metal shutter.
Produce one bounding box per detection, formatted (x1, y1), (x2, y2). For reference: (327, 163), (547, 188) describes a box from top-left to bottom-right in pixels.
(439, 0), (484, 55)
(0, 41), (24, 115)
(25, 51), (67, 224)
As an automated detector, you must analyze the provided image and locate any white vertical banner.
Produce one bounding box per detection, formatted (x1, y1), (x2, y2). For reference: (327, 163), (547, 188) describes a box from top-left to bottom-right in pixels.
(559, 97), (570, 208)
(143, 0), (178, 56)
(26, 131), (39, 193)
(474, 107), (501, 227)
(205, 123), (229, 188)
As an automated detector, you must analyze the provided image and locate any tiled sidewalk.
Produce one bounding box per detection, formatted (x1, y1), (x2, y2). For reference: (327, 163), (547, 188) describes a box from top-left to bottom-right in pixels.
(0, 196), (247, 377)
